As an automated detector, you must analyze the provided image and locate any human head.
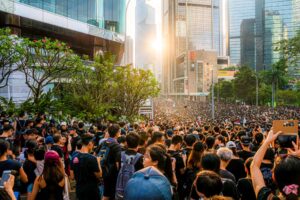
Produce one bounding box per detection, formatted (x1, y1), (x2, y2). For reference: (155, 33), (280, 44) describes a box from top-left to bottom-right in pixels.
(25, 129), (37, 140)
(187, 142), (205, 169)
(206, 136), (215, 150)
(2, 125), (14, 137)
(43, 150), (64, 184)
(80, 134), (94, 152)
(0, 140), (9, 157)
(171, 135), (183, 150)
(215, 135), (225, 146)
(125, 166), (172, 200)
(201, 153), (221, 173)
(53, 134), (62, 145)
(274, 156), (300, 199)
(184, 134), (196, 147)
(216, 147), (233, 164)
(126, 132), (140, 149)
(108, 124), (120, 138)
(194, 170), (223, 198)
(254, 132), (264, 145)
(151, 132), (165, 145)
(144, 144), (172, 182)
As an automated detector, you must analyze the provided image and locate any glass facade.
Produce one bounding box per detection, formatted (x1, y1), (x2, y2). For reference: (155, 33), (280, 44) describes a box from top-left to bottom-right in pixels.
(263, 0), (300, 76)
(229, 0), (255, 65)
(240, 19), (256, 69)
(17, 0), (126, 33)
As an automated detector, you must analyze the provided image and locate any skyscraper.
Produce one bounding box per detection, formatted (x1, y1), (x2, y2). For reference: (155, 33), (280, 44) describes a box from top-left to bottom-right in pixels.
(162, 0), (227, 99)
(229, 0), (255, 66)
(240, 19), (256, 69)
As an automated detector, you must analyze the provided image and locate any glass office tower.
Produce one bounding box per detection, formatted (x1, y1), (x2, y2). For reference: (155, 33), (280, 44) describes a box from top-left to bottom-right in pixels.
(18, 0), (126, 34)
(229, 0), (255, 66)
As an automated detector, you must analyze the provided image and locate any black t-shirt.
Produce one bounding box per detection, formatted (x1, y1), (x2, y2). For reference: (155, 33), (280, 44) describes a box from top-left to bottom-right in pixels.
(237, 178), (256, 200)
(226, 158), (247, 181)
(71, 136), (81, 154)
(237, 150), (254, 162)
(0, 159), (21, 175)
(168, 150), (185, 187)
(124, 149), (144, 171)
(72, 153), (100, 198)
(51, 145), (64, 158)
(257, 186), (279, 200)
(220, 169), (236, 183)
(23, 160), (36, 184)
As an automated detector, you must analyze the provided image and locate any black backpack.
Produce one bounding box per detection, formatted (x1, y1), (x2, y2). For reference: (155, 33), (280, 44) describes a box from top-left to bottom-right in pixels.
(98, 140), (119, 178)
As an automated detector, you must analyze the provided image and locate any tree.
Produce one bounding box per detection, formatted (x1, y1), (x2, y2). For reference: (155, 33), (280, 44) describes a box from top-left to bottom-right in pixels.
(112, 66), (160, 120)
(0, 28), (24, 88)
(20, 37), (82, 107)
(233, 66), (256, 104)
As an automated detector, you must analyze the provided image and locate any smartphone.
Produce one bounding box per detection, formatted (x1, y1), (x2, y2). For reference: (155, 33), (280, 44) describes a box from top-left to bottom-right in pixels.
(273, 120), (299, 148)
(0, 170), (11, 188)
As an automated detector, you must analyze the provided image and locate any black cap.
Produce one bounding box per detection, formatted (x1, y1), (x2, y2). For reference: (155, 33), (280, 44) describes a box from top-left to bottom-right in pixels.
(241, 136), (251, 145)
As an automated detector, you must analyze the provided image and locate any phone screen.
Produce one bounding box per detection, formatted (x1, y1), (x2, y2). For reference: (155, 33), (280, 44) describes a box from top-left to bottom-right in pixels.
(0, 170), (11, 188)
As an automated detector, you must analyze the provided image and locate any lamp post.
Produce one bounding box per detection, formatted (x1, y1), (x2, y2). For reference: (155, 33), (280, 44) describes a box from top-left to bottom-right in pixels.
(211, 69), (215, 120)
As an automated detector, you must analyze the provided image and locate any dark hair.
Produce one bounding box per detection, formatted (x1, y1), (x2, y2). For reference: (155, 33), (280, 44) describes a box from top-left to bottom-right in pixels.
(198, 133), (205, 142)
(201, 153), (220, 173)
(138, 131), (147, 146)
(2, 125), (14, 132)
(206, 136), (215, 149)
(25, 140), (38, 155)
(150, 132), (164, 144)
(187, 142), (205, 169)
(80, 134), (94, 146)
(108, 124), (120, 138)
(34, 146), (46, 161)
(254, 133), (264, 144)
(78, 122), (84, 129)
(185, 134), (196, 147)
(126, 132), (140, 149)
(216, 135), (225, 144)
(147, 144), (173, 184)
(42, 156), (64, 185)
(53, 134), (61, 143)
(117, 135), (126, 144)
(171, 135), (183, 145)
(119, 121), (126, 127)
(274, 156), (300, 200)
(76, 140), (82, 150)
(35, 117), (43, 124)
(0, 140), (9, 157)
(195, 170), (223, 198)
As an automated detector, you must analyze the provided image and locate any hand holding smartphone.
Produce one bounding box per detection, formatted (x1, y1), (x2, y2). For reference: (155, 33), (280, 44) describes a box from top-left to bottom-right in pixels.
(0, 170), (12, 188)
(272, 120), (299, 149)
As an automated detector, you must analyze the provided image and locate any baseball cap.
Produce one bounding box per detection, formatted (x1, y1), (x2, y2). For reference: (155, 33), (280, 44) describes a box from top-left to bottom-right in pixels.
(125, 166), (172, 200)
(45, 136), (54, 144)
(226, 141), (237, 149)
(166, 129), (173, 137)
(44, 150), (60, 164)
(60, 122), (67, 126)
(241, 136), (252, 145)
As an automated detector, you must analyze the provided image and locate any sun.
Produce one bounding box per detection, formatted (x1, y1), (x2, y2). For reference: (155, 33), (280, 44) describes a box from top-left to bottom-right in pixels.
(150, 39), (163, 52)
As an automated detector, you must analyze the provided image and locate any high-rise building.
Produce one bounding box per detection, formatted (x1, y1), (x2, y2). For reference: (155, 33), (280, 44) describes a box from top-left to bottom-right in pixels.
(228, 0), (255, 66)
(240, 19), (256, 69)
(162, 0), (227, 99)
(0, 0), (126, 102)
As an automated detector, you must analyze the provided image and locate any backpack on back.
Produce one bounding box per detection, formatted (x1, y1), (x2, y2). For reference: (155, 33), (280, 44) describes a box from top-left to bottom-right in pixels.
(115, 151), (142, 200)
(98, 140), (118, 178)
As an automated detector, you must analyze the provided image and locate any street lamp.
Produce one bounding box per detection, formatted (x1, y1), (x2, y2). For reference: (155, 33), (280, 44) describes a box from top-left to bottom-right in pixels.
(211, 69), (215, 120)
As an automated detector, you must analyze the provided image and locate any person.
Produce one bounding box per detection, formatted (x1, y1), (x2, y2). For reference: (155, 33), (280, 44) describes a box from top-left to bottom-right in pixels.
(251, 129), (300, 200)
(124, 166), (172, 200)
(183, 142), (205, 198)
(102, 124), (122, 200)
(191, 170), (223, 200)
(115, 132), (143, 199)
(143, 144), (175, 186)
(183, 134), (196, 162)
(216, 147), (236, 182)
(30, 150), (65, 200)
(23, 140), (38, 200)
(237, 157), (256, 200)
(71, 134), (102, 200)
(226, 141), (246, 181)
(50, 134), (64, 159)
(237, 136), (254, 162)
(205, 136), (215, 152)
(0, 140), (28, 190)
(69, 127), (80, 154)
(167, 135), (185, 199)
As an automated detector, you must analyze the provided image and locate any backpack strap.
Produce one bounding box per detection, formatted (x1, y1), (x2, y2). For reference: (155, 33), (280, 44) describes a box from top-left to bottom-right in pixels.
(132, 153), (142, 165)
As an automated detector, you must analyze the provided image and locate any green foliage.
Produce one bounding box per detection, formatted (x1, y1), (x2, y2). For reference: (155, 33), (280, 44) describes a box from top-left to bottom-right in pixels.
(0, 28), (25, 88)
(277, 90), (300, 106)
(214, 80), (234, 103)
(19, 37), (82, 107)
(0, 97), (16, 116)
(233, 66), (257, 104)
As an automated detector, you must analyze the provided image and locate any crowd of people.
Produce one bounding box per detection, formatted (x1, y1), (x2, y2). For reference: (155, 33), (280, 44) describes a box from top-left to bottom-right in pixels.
(0, 98), (299, 200)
